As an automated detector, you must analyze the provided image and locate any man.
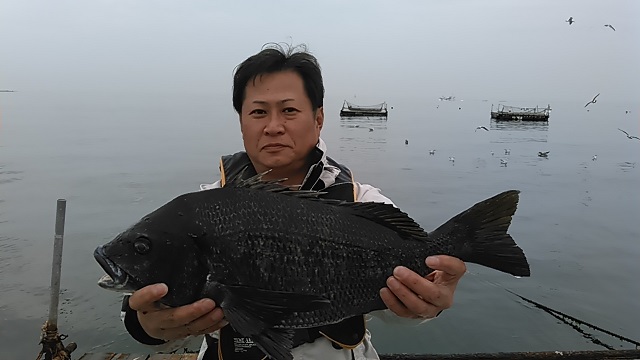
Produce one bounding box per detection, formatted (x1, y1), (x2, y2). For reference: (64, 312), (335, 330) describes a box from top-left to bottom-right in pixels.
(120, 43), (467, 359)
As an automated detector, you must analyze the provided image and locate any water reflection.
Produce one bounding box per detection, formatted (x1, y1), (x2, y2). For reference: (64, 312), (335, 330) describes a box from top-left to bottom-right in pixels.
(337, 117), (388, 163)
(489, 119), (549, 143)
(339, 117), (388, 131)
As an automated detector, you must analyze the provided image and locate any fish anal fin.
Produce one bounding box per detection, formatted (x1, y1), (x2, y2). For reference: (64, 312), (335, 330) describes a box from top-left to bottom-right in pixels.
(253, 329), (295, 360)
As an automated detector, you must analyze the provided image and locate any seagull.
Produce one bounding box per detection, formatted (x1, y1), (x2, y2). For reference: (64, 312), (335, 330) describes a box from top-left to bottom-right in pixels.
(592, 155), (597, 161)
(504, 148), (511, 155)
(405, 139), (409, 145)
(566, 17), (574, 25)
(604, 24), (616, 31)
(475, 126), (489, 132)
(449, 156), (455, 162)
(500, 158), (508, 166)
(618, 128), (640, 140)
(368, 127), (374, 132)
(429, 149), (436, 155)
(584, 93), (600, 108)
(491, 151), (495, 156)
(538, 151), (550, 158)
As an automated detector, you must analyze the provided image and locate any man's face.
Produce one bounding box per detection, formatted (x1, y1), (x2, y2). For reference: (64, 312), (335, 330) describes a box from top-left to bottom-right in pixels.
(240, 70), (323, 179)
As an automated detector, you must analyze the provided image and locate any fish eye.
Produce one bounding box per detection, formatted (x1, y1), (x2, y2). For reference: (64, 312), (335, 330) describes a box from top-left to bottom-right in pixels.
(134, 237), (151, 255)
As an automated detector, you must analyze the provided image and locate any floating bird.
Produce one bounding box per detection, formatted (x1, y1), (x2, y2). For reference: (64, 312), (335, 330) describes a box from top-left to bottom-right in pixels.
(618, 128), (640, 140)
(625, 110), (630, 114)
(592, 155), (597, 161)
(566, 17), (574, 25)
(604, 24), (616, 31)
(504, 149), (511, 155)
(368, 127), (374, 132)
(584, 93), (600, 108)
(500, 158), (508, 166)
(491, 151), (495, 156)
(405, 139), (409, 145)
(475, 126), (489, 132)
(429, 149), (436, 155)
(538, 151), (550, 158)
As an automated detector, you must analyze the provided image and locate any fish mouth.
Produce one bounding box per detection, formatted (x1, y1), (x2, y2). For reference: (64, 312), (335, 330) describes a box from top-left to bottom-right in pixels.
(94, 246), (136, 292)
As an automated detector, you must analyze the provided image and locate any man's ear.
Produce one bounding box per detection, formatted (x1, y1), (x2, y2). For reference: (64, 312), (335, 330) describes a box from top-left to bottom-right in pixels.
(315, 107), (324, 131)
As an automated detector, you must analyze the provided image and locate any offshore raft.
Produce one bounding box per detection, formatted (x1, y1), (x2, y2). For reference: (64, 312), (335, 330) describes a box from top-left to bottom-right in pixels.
(340, 100), (388, 118)
(491, 104), (551, 121)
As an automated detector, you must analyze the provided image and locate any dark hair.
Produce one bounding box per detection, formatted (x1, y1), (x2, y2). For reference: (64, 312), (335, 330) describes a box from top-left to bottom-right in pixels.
(232, 43), (324, 114)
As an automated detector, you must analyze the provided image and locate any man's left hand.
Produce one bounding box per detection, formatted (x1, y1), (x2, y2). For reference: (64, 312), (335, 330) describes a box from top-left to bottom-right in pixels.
(380, 255), (466, 319)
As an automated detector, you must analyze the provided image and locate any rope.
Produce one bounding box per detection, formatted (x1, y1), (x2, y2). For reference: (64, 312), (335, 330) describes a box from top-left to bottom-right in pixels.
(466, 272), (640, 350)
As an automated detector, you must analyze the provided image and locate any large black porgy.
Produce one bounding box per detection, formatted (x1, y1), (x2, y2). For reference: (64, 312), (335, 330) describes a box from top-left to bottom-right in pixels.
(94, 172), (530, 360)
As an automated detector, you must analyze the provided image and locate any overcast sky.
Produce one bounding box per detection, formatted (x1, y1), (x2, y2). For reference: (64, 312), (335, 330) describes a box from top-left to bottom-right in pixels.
(1, 0), (638, 109)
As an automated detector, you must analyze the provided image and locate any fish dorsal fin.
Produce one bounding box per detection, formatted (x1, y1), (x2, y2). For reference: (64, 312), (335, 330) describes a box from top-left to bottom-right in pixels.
(229, 168), (428, 240)
(337, 201), (430, 241)
(227, 167), (326, 198)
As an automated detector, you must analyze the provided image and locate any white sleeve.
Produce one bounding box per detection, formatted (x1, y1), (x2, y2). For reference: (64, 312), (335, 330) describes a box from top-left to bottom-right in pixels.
(355, 183), (435, 326)
(200, 180), (221, 191)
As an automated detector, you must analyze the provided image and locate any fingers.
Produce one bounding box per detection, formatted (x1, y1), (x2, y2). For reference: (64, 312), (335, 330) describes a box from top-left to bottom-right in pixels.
(128, 283), (228, 341)
(386, 266), (449, 316)
(426, 255), (466, 280)
(147, 302), (228, 340)
(128, 283), (169, 313)
(380, 279), (440, 319)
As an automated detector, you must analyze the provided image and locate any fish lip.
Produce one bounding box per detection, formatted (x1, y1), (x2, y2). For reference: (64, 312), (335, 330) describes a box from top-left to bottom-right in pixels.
(94, 246), (131, 290)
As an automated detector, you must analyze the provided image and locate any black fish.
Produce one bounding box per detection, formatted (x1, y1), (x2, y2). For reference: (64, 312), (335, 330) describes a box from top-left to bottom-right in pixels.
(95, 172), (530, 360)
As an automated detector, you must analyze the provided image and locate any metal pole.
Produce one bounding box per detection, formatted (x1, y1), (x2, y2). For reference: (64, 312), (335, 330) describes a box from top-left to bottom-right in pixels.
(47, 199), (66, 329)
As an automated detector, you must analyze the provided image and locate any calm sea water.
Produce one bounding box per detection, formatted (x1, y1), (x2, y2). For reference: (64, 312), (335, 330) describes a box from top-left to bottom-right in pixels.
(1, 94), (638, 358)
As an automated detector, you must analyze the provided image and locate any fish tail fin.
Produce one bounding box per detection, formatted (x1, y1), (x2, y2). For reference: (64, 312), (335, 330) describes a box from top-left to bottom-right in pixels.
(430, 190), (530, 277)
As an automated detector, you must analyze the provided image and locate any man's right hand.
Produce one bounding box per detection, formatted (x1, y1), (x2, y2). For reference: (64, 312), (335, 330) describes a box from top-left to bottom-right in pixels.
(128, 283), (228, 341)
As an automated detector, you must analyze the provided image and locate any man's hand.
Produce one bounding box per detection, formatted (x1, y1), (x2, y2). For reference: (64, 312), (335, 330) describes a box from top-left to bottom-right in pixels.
(380, 255), (466, 319)
(128, 283), (228, 340)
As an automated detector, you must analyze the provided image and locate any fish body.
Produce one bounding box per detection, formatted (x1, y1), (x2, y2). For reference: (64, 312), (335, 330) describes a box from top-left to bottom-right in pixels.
(95, 172), (530, 360)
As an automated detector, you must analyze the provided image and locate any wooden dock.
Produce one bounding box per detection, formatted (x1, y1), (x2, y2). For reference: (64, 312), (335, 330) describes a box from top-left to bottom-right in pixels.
(77, 349), (640, 360)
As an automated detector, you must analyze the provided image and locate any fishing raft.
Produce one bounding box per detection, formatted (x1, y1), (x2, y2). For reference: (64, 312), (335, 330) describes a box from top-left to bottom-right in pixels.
(490, 104), (551, 121)
(340, 100), (388, 118)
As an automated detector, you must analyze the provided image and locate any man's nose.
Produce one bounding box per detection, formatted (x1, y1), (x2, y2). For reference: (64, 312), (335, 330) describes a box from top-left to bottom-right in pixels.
(264, 112), (285, 134)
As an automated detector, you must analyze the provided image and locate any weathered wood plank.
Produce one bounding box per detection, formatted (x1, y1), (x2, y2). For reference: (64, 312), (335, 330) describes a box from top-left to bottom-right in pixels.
(79, 350), (640, 360)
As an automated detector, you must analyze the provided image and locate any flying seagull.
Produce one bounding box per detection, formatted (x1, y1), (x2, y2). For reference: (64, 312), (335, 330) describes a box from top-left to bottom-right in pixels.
(566, 17), (574, 25)
(504, 148), (511, 155)
(604, 24), (616, 31)
(475, 126), (489, 132)
(538, 151), (550, 158)
(500, 158), (508, 166)
(429, 149), (436, 155)
(584, 93), (600, 108)
(618, 128), (640, 140)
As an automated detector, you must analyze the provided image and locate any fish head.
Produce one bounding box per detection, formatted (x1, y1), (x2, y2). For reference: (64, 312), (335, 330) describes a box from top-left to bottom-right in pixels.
(94, 195), (209, 307)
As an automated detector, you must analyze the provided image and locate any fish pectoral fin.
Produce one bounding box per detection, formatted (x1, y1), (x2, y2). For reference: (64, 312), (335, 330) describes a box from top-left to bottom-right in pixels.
(220, 283), (331, 336)
(253, 328), (295, 360)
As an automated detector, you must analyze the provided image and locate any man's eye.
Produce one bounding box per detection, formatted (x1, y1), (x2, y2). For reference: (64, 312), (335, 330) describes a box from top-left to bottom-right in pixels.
(249, 109), (266, 115)
(283, 108), (299, 113)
